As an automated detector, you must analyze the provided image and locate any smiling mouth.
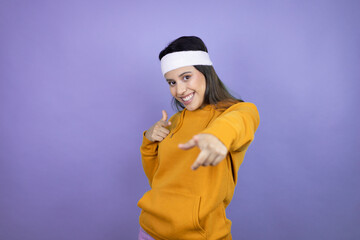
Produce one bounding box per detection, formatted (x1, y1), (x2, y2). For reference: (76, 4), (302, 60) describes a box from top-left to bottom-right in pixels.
(180, 93), (194, 104)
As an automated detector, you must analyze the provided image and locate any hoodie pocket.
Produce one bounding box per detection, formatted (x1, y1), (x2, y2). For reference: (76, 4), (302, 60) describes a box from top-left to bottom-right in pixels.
(137, 189), (206, 239)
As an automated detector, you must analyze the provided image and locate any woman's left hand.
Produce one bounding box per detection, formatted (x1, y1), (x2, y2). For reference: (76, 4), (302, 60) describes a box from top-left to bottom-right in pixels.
(179, 134), (228, 170)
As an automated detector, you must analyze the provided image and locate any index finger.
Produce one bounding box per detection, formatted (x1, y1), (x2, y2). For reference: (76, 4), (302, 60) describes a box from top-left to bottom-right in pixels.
(178, 138), (197, 150)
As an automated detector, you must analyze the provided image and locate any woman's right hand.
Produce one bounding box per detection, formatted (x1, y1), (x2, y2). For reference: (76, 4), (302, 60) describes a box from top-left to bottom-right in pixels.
(145, 110), (171, 142)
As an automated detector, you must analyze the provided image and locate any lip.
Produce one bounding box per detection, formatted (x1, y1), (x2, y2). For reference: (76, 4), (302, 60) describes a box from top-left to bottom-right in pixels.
(179, 92), (194, 105)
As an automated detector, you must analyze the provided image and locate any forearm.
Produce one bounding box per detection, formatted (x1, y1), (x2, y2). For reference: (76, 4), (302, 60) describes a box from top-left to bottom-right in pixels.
(140, 131), (159, 187)
(201, 102), (260, 152)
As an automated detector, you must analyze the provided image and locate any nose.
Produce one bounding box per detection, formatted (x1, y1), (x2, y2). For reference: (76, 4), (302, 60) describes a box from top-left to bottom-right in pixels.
(176, 82), (186, 96)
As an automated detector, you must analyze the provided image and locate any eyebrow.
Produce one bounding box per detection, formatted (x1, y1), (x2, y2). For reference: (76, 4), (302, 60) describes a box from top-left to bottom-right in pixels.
(166, 71), (192, 81)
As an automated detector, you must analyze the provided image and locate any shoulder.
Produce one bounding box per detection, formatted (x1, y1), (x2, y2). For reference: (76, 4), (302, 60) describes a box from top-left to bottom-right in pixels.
(216, 101), (259, 115)
(227, 101), (258, 111)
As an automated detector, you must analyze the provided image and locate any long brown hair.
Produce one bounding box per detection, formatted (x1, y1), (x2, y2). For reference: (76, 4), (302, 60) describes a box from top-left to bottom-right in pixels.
(160, 36), (244, 111)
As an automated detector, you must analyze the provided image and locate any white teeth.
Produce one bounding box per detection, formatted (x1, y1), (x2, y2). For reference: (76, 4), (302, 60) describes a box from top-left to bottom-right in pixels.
(181, 93), (194, 102)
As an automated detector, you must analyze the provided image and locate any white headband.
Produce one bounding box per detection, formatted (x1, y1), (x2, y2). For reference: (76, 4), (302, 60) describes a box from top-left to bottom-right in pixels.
(160, 50), (213, 76)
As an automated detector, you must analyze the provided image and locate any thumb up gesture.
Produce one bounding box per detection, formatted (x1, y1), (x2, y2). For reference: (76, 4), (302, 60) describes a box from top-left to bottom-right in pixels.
(145, 110), (171, 142)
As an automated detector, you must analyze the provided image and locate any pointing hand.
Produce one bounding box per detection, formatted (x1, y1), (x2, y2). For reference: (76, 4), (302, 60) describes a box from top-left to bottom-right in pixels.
(145, 110), (171, 142)
(179, 134), (227, 170)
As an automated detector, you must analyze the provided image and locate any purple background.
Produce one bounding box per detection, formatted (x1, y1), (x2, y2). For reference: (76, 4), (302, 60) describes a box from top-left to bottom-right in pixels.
(1, 0), (359, 239)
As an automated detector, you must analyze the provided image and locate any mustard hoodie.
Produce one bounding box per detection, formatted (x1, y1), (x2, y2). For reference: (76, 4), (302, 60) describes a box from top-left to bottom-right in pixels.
(137, 102), (260, 240)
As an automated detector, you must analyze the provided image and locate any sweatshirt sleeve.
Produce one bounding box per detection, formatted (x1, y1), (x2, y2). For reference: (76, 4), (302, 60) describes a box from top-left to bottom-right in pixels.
(140, 131), (159, 188)
(200, 102), (260, 152)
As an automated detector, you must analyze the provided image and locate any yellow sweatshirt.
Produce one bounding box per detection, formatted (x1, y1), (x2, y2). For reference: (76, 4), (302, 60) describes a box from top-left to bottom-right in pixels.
(137, 102), (260, 240)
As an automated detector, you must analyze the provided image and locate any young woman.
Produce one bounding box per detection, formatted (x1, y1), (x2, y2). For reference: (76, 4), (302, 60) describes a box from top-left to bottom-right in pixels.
(137, 36), (260, 240)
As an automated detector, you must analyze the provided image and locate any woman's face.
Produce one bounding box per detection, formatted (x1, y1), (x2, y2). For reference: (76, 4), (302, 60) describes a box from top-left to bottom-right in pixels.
(164, 66), (206, 111)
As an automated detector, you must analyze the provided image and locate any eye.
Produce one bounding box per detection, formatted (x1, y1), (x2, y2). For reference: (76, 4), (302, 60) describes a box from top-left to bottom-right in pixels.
(183, 75), (191, 80)
(167, 80), (176, 86)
